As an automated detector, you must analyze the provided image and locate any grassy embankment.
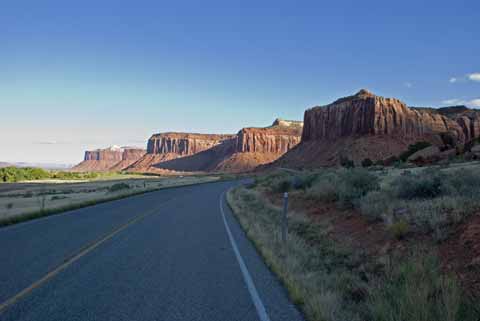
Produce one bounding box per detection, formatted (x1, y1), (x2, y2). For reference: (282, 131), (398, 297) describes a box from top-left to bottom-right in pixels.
(227, 162), (480, 321)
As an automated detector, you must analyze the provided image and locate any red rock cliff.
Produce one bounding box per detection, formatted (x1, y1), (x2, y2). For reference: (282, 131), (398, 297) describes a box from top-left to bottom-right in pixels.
(128, 120), (303, 174)
(302, 89), (480, 145)
(73, 146), (146, 172)
(236, 119), (303, 153)
(147, 133), (235, 155)
(276, 90), (480, 167)
(84, 146), (124, 162)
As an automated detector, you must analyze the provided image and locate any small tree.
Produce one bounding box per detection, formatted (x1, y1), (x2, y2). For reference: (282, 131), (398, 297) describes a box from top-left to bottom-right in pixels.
(361, 158), (373, 167)
(340, 156), (355, 168)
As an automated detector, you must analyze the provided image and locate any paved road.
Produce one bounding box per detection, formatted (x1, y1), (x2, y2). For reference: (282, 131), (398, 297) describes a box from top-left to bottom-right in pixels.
(0, 181), (304, 321)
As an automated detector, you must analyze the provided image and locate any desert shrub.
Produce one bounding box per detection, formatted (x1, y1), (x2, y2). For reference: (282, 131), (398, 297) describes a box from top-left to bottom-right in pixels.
(50, 195), (68, 201)
(383, 156), (399, 166)
(359, 191), (392, 222)
(306, 180), (338, 203)
(393, 168), (444, 200)
(404, 197), (473, 233)
(305, 171), (340, 202)
(336, 169), (380, 208)
(340, 156), (355, 168)
(399, 141), (432, 162)
(389, 220), (409, 239)
(108, 182), (130, 192)
(291, 173), (318, 190)
(275, 179), (292, 193)
(254, 170), (292, 191)
(306, 169), (380, 208)
(361, 158), (373, 167)
(256, 170), (321, 193)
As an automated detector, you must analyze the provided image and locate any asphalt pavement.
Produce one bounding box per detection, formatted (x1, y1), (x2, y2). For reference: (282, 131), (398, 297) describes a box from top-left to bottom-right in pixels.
(0, 180), (304, 321)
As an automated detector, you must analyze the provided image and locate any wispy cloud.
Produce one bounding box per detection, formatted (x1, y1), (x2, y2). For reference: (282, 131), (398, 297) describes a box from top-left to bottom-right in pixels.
(448, 73), (480, 83)
(470, 99), (480, 107)
(404, 82), (413, 88)
(468, 73), (480, 82)
(441, 98), (480, 108)
(442, 99), (463, 105)
(33, 140), (69, 145)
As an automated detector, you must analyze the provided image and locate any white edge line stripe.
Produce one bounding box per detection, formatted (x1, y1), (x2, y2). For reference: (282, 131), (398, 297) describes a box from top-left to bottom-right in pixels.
(220, 191), (271, 321)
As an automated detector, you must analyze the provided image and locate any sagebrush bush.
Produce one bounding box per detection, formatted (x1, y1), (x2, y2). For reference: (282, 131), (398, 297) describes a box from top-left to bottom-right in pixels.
(361, 158), (373, 167)
(292, 173), (318, 190)
(254, 170), (293, 192)
(305, 172), (339, 202)
(305, 169), (380, 209)
(393, 168), (444, 200)
(108, 182), (130, 192)
(359, 191), (393, 222)
(336, 169), (380, 208)
(275, 179), (293, 193)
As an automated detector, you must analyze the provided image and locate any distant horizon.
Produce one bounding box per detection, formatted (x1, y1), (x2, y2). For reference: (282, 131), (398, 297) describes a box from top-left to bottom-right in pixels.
(2, 1), (479, 164)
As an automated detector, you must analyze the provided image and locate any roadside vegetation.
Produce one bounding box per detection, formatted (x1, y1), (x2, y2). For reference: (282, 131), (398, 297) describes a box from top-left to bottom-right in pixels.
(227, 163), (480, 321)
(0, 166), (138, 183)
(0, 175), (222, 226)
(257, 164), (480, 242)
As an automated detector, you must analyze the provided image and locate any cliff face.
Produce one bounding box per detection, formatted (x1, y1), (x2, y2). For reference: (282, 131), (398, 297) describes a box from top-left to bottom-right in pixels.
(147, 133), (235, 155)
(72, 146), (146, 172)
(302, 89), (480, 144)
(236, 119), (303, 154)
(128, 120), (303, 173)
(83, 146), (123, 162)
(277, 90), (480, 167)
(127, 133), (235, 173)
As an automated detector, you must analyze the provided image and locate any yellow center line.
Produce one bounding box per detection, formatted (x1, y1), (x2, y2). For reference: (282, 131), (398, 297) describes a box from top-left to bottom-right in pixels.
(0, 198), (175, 315)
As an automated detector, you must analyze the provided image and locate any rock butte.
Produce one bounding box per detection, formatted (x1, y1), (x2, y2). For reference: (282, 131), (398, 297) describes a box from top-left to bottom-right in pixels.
(275, 89), (480, 167)
(72, 90), (480, 172)
(71, 146), (146, 172)
(125, 119), (303, 173)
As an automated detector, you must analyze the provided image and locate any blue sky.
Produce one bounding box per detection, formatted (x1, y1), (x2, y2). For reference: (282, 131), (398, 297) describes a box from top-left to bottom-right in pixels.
(1, 0), (479, 163)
